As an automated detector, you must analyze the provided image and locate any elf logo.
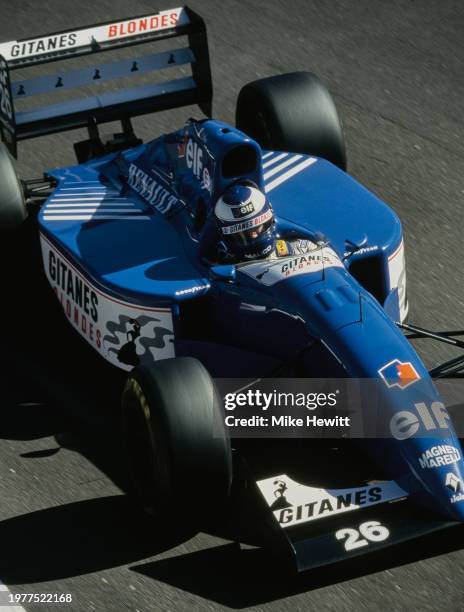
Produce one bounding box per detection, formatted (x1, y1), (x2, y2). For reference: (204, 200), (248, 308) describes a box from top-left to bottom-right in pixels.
(186, 138), (204, 179)
(390, 401), (451, 440)
(379, 359), (420, 390)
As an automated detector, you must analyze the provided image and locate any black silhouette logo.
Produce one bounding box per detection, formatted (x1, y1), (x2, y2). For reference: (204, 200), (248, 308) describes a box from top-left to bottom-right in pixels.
(270, 479), (292, 510)
(117, 319), (141, 366)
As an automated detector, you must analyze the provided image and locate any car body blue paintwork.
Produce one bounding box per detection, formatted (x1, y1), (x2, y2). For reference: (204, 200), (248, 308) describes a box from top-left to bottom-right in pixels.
(37, 118), (464, 521)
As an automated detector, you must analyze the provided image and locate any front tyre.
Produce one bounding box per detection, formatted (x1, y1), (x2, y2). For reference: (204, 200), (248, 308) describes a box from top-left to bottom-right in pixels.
(121, 357), (232, 525)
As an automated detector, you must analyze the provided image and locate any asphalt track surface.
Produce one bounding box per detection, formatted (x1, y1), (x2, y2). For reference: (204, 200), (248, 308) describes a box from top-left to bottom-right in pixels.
(1, 0), (464, 610)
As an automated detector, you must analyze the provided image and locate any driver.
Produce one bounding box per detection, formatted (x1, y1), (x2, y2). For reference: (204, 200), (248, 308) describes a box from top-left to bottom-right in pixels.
(202, 182), (318, 263)
(214, 183), (276, 261)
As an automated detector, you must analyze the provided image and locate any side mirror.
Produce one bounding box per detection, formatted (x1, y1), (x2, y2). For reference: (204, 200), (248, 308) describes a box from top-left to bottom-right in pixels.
(209, 264), (236, 283)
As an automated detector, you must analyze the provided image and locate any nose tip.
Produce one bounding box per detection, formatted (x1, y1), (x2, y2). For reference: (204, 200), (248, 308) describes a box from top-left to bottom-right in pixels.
(429, 469), (464, 521)
(443, 487), (464, 520)
(412, 462), (464, 522)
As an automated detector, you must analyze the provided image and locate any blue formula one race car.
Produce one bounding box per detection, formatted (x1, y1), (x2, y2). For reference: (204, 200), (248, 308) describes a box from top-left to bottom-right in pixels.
(1, 6), (464, 572)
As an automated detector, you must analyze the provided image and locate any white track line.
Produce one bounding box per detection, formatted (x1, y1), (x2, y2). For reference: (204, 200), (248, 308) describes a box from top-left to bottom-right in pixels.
(265, 158), (317, 192)
(0, 582), (27, 611)
(263, 154), (303, 180)
(262, 151), (274, 159)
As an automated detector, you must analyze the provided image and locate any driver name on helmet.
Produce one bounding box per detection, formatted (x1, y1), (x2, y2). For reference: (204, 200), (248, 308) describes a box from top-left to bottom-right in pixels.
(214, 183), (276, 261)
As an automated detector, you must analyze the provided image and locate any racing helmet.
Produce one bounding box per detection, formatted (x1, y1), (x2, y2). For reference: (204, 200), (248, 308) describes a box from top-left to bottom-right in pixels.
(214, 183), (276, 260)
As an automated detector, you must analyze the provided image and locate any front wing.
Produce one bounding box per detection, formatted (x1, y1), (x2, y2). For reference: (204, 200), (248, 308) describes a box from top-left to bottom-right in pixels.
(245, 473), (460, 571)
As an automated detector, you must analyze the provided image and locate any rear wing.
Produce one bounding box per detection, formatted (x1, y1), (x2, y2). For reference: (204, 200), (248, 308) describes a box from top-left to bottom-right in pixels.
(0, 6), (212, 157)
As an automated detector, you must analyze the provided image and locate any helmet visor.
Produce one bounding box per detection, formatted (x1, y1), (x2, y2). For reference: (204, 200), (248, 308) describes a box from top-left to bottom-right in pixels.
(222, 208), (273, 243)
(227, 218), (274, 246)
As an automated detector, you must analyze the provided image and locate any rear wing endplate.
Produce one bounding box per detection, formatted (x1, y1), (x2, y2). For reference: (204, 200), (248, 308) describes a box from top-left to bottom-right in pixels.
(0, 6), (212, 157)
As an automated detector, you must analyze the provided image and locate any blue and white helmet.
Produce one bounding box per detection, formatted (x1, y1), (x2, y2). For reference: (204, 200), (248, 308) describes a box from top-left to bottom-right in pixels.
(214, 183), (276, 260)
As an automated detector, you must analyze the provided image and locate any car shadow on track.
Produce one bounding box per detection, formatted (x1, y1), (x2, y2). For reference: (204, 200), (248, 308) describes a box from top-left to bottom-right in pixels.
(0, 347), (200, 586)
(0, 494), (196, 585)
(129, 524), (464, 609)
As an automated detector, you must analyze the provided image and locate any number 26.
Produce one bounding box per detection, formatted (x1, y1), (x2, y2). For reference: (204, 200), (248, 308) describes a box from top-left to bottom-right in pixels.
(335, 520), (390, 551)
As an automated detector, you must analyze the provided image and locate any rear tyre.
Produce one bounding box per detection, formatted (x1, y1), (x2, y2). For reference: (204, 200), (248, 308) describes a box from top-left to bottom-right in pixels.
(236, 71), (347, 170)
(0, 143), (27, 230)
(121, 357), (232, 525)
